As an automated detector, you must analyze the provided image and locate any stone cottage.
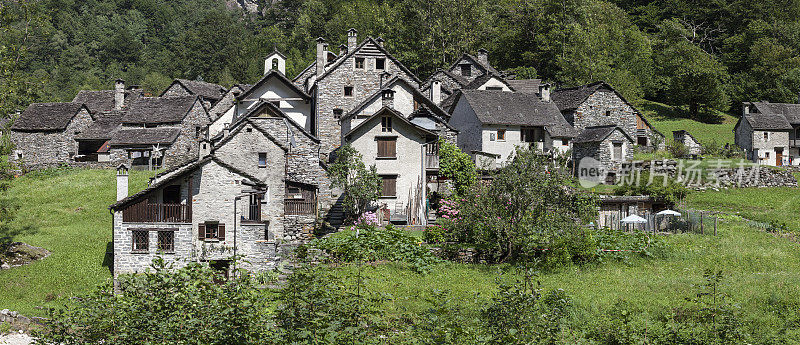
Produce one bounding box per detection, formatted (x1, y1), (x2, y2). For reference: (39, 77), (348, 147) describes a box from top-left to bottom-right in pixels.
(109, 96), (210, 169)
(572, 125), (634, 184)
(552, 81), (663, 149)
(72, 79), (142, 115)
(672, 130), (703, 157)
(447, 88), (577, 169)
(9, 102), (93, 168)
(207, 84), (251, 137)
(161, 79), (227, 108)
(735, 101), (800, 166)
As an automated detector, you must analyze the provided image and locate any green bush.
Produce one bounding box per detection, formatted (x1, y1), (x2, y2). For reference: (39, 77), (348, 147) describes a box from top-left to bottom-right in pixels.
(308, 224), (440, 273)
(613, 172), (689, 205)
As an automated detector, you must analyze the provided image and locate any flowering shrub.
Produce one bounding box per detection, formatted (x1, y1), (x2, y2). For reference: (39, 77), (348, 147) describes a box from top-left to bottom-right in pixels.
(353, 211), (379, 227)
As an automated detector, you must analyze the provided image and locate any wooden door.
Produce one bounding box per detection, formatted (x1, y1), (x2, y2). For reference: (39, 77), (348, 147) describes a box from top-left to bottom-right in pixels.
(775, 148), (783, 166)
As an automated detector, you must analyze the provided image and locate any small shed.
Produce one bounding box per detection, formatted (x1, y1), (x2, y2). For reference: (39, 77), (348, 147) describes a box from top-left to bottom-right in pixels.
(672, 130), (702, 156)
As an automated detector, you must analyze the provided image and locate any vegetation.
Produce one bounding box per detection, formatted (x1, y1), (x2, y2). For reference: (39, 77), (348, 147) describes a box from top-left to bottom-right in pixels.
(437, 139), (476, 197)
(613, 172), (689, 205)
(327, 144), (381, 222)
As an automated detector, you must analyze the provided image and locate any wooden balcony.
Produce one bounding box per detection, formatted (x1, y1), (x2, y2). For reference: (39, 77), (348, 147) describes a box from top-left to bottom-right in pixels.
(425, 154), (439, 170)
(790, 139), (800, 148)
(122, 202), (191, 223)
(285, 200), (315, 215)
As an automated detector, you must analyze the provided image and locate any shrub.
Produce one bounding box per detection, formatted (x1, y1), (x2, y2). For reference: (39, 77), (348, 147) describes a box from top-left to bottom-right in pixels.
(438, 139), (477, 196)
(613, 172), (689, 205)
(308, 224), (440, 273)
(328, 144), (382, 223)
(666, 140), (689, 158)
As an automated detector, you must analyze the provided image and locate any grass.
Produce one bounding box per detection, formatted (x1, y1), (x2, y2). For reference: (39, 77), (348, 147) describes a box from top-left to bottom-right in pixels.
(686, 186), (800, 231)
(0, 168), (152, 316)
(637, 99), (738, 145)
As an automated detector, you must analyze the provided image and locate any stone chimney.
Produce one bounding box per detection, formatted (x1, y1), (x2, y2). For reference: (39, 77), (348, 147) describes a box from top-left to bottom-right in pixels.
(316, 37), (326, 76)
(430, 80), (442, 104)
(114, 79), (125, 111)
(347, 28), (358, 52)
(743, 103), (750, 116)
(375, 37), (385, 47)
(381, 90), (395, 109)
(116, 164), (129, 201)
(477, 48), (489, 66)
(539, 83), (551, 102)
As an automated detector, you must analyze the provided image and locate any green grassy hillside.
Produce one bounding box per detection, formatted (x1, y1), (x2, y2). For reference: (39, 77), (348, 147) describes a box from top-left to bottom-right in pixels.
(637, 100), (738, 145)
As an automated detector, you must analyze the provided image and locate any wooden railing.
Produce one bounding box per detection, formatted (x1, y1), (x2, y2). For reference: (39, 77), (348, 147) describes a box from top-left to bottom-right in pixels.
(790, 139), (800, 147)
(425, 154), (439, 170)
(285, 200), (314, 215)
(123, 202), (191, 223)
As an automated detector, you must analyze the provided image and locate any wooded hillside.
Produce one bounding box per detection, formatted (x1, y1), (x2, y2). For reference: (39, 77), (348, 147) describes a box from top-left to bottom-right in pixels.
(2, 0), (800, 121)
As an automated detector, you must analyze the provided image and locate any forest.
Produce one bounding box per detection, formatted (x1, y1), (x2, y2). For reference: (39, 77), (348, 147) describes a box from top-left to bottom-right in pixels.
(2, 0), (800, 121)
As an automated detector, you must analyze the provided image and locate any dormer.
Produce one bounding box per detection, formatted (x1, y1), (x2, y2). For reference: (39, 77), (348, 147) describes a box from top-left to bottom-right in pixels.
(264, 50), (287, 75)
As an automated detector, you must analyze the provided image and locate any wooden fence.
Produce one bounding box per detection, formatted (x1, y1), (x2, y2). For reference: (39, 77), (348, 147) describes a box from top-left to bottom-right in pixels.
(285, 200), (314, 215)
(601, 209), (717, 235)
(122, 202), (191, 223)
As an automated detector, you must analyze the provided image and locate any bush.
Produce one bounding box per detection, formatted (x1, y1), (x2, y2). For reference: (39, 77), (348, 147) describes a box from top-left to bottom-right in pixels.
(308, 224), (440, 273)
(613, 172), (689, 205)
(666, 140), (689, 158)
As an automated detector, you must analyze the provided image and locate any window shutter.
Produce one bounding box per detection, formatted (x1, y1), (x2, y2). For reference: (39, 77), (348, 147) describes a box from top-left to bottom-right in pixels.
(377, 140), (386, 157)
(198, 224), (205, 240)
(218, 224), (226, 241)
(388, 140), (396, 158)
(388, 177), (396, 196)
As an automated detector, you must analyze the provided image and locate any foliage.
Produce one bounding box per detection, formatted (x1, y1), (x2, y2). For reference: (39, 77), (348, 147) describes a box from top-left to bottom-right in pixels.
(613, 172), (689, 205)
(666, 140), (689, 158)
(700, 139), (744, 159)
(327, 144), (382, 223)
(437, 139), (476, 197)
(409, 290), (484, 344)
(593, 226), (666, 262)
(308, 224), (440, 273)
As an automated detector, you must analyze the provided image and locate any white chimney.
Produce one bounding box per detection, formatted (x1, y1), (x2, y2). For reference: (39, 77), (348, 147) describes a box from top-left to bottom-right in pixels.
(381, 90), (395, 109)
(431, 81), (442, 104)
(116, 164), (129, 201)
(539, 83), (551, 102)
(347, 28), (358, 52)
(743, 103), (750, 116)
(375, 37), (384, 47)
(316, 37), (326, 76)
(477, 48), (489, 66)
(114, 79), (125, 110)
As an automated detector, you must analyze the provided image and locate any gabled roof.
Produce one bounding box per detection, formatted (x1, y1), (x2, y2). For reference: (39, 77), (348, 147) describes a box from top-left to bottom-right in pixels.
(213, 116), (291, 153)
(749, 101), (800, 125)
(109, 127), (181, 146)
(227, 100), (319, 143)
(574, 125), (634, 144)
(11, 102), (90, 131)
(239, 70), (311, 101)
(72, 89), (143, 114)
(109, 155), (266, 210)
(342, 76), (452, 122)
(75, 110), (125, 141)
(344, 106), (438, 139)
(121, 96), (199, 124)
(672, 130), (700, 144)
(739, 113), (793, 131)
(462, 73), (514, 91)
(448, 53), (502, 77)
(427, 69), (469, 87)
(316, 37), (422, 85)
(455, 90), (578, 138)
(506, 79), (542, 94)
(161, 79), (227, 101)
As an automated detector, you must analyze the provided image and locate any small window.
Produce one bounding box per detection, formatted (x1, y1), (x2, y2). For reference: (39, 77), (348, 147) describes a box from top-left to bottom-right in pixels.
(605, 110), (611, 117)
(490, 133), (496, 141)
(132, 230), (149, 252)
(246, 127), (253, 132)
(486, 86), (503, 91)
(381, 116), (392, 132)
(344, 86), (354, 97)
(380, 175), (397, 197)
(258, 152), (267, 167)
(497, 129), (506, 141)
(355, 57), (365, 69)
(195, 126), (202, 138)
(198, 222), (225, 241)
(375, 58), (385, 70)
(333, 108), (343, 118)
(764, 132), (769, 141)
(377, 138), (397, 158)
(612, 142), (623, 161)
(14, 150), (22, 160)
(460, 64), (471, 77)
(157, 231), (175, 253)
(271, 59), (279, 70)
(561, 139), (569, 146)
(765, 151), (770, 158)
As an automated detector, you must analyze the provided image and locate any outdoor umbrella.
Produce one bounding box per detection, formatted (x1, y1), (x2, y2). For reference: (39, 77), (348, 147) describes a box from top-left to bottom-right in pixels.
(620, 214), (647, 224)
(656, 209), (682, 216)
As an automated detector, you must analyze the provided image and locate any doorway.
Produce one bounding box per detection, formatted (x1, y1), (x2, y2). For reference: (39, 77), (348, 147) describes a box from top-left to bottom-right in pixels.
(775, 148), (784, 166)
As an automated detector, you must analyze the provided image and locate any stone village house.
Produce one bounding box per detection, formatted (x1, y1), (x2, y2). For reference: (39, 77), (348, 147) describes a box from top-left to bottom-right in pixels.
(735, 101), (800, 166)
(9, 103), (93, 168)
(672, 130), (703, 157)
(572, 125), (635, 184)
(161, 78), (227, 109)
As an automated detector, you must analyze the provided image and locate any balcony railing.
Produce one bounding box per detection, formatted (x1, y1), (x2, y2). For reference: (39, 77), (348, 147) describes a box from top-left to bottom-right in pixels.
(790, 139), (800, 147)
(122, 202), (191, 223)
(425, 154), (439, 170)
(285, 200), (315, 215)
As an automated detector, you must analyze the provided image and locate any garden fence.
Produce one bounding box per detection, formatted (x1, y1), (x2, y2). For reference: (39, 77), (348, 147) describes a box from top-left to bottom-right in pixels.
(601, 209), (717, 235)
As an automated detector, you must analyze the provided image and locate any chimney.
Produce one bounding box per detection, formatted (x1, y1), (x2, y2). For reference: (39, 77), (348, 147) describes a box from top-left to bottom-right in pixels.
(743, 103), (750, 116)
(339, 44), (347, 57)
(477, 48), (489, 66)
(431, 80), (442, 104)
(316, 37), (326, 76)
(539, 83), (551, 102)
(347, 28), (358, 52)
(375, 37), (384, 47)
(116, 164), (129, 201)
(379, 72), (391, 88)
(114, 79), (125, 110)
(381, 90), (395, 109)
(199, 140), (211, 158)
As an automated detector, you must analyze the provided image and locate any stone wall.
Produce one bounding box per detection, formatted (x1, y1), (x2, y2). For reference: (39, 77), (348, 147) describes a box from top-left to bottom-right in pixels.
(573, 129), (633, 178)
(9, 108), (93, 168)
(571, 89), (662, 148)
(163, 101), (209, 169)
(631, 160), (798, 188)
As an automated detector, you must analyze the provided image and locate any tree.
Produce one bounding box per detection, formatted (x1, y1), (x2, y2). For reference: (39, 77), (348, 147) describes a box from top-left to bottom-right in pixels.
(327, 144), (382, 223)
(437, 139), (476, 197)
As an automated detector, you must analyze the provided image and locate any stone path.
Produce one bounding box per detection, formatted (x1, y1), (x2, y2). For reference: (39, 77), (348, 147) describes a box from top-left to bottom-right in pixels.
(0, 332), (33, 345)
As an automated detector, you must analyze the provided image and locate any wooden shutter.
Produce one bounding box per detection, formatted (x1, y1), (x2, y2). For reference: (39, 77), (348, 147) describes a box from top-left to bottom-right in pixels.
(387, 139), (396, 158)
(382, 176), (396, 197)
(198, 224), (205, 240)
(218, 224), (226, 241)
(378, 140), (386, 157)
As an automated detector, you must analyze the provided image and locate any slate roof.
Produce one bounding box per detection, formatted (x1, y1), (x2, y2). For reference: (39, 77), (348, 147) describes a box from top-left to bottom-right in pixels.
(109, 127), (181, 146)
(121, 96), (197, 124)
(741, 113), (792, 131)
(551, 82), (608, 112)
(458, 90), (578, 138)
(72, 89), (143, 114)
(316, 37), (422, 85)
(75, 110), (125, 141)
(343, 76), (452, 123)
(163, 79), (227, 101)
(750, 101), (800, 125)
(507, 79), (542, 94)
(344, 106), (437, 139)
(11, 102), (89, 131)
(239, 70), (311, 101)
(574, 125), (633, 144)
(450, 53), (502, 77)
(462, 73), (514, 91)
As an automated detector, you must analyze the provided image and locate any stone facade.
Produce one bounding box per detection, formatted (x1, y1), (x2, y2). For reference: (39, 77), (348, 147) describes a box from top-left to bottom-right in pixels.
(735, 118), (791, 166)
(565, 88), (662, 148)
(9, 108), (93, 168)
(573, 128), (634, 182)
(673, 130), (702, 156)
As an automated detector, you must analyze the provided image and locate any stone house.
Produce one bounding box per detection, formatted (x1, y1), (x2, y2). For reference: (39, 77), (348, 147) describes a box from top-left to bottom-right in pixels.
(672, 130), (702, 157)
(292, 29), (421, 157)
(161, 79), (227, 108)
(9, 102), (93, 168)
(72, 79), (142, 115)
(207, 84), (251, 137)
(72, 80), (143, 162)
(572, 125), (634, 184)
(109, 96), (210, 169)
(552, 81), (663, 149)
(735, 102), (795, 166)
(447, 88), (577, 169)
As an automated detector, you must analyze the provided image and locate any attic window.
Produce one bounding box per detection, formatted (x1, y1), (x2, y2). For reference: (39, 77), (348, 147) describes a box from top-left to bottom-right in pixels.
(605, 110), (611, 117)
(246, 127), (253, 133)
(375, 58), (385, 70)
(381, 116), (392, 132)
(460, 64), (471, 77)
(258, 153), (267, 167)
(344, 86), (354, 97)
(271, 59), (279, 70)
(486, 86), (503, 91)
(355, 57), (365, 69)
(764, 132), (769, 141)
(333, 108), (343, 118)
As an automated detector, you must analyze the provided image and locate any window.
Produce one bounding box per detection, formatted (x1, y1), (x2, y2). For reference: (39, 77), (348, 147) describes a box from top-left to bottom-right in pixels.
(246, 194), (261, 222)
(765, 151), (770, 158)
(612, 142), (623, 161)
(271, 59), (279, 70)
(381, 116), (392, 132)
(355, 57), (365, 69)
(157, 231), (175, 253)
(380, 175), (397, 197)
(258, 152), (268, 168)
(561, 139), (569, 146)
(198, 222), (225, 241)
(605, 110), (611, 117)
(486, 86), (504, 91)
(287, 187), (302, 198)
(333, 108), (343, 118)
(490, 133), (496, 141)
(375, 58), (385, 70)
(764, 132), (769, 141)
(132, 230), (149, 252)
(377, 138), (397, 158)
(13, 150), (22, 160)
(195, 126), (202, 138)
(521, 127), (542, 143)
(163, 185), (181, 204)
(344, 86), (354, 97)
(497, 129), (506, 141)
(460, 64), (471, 77)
